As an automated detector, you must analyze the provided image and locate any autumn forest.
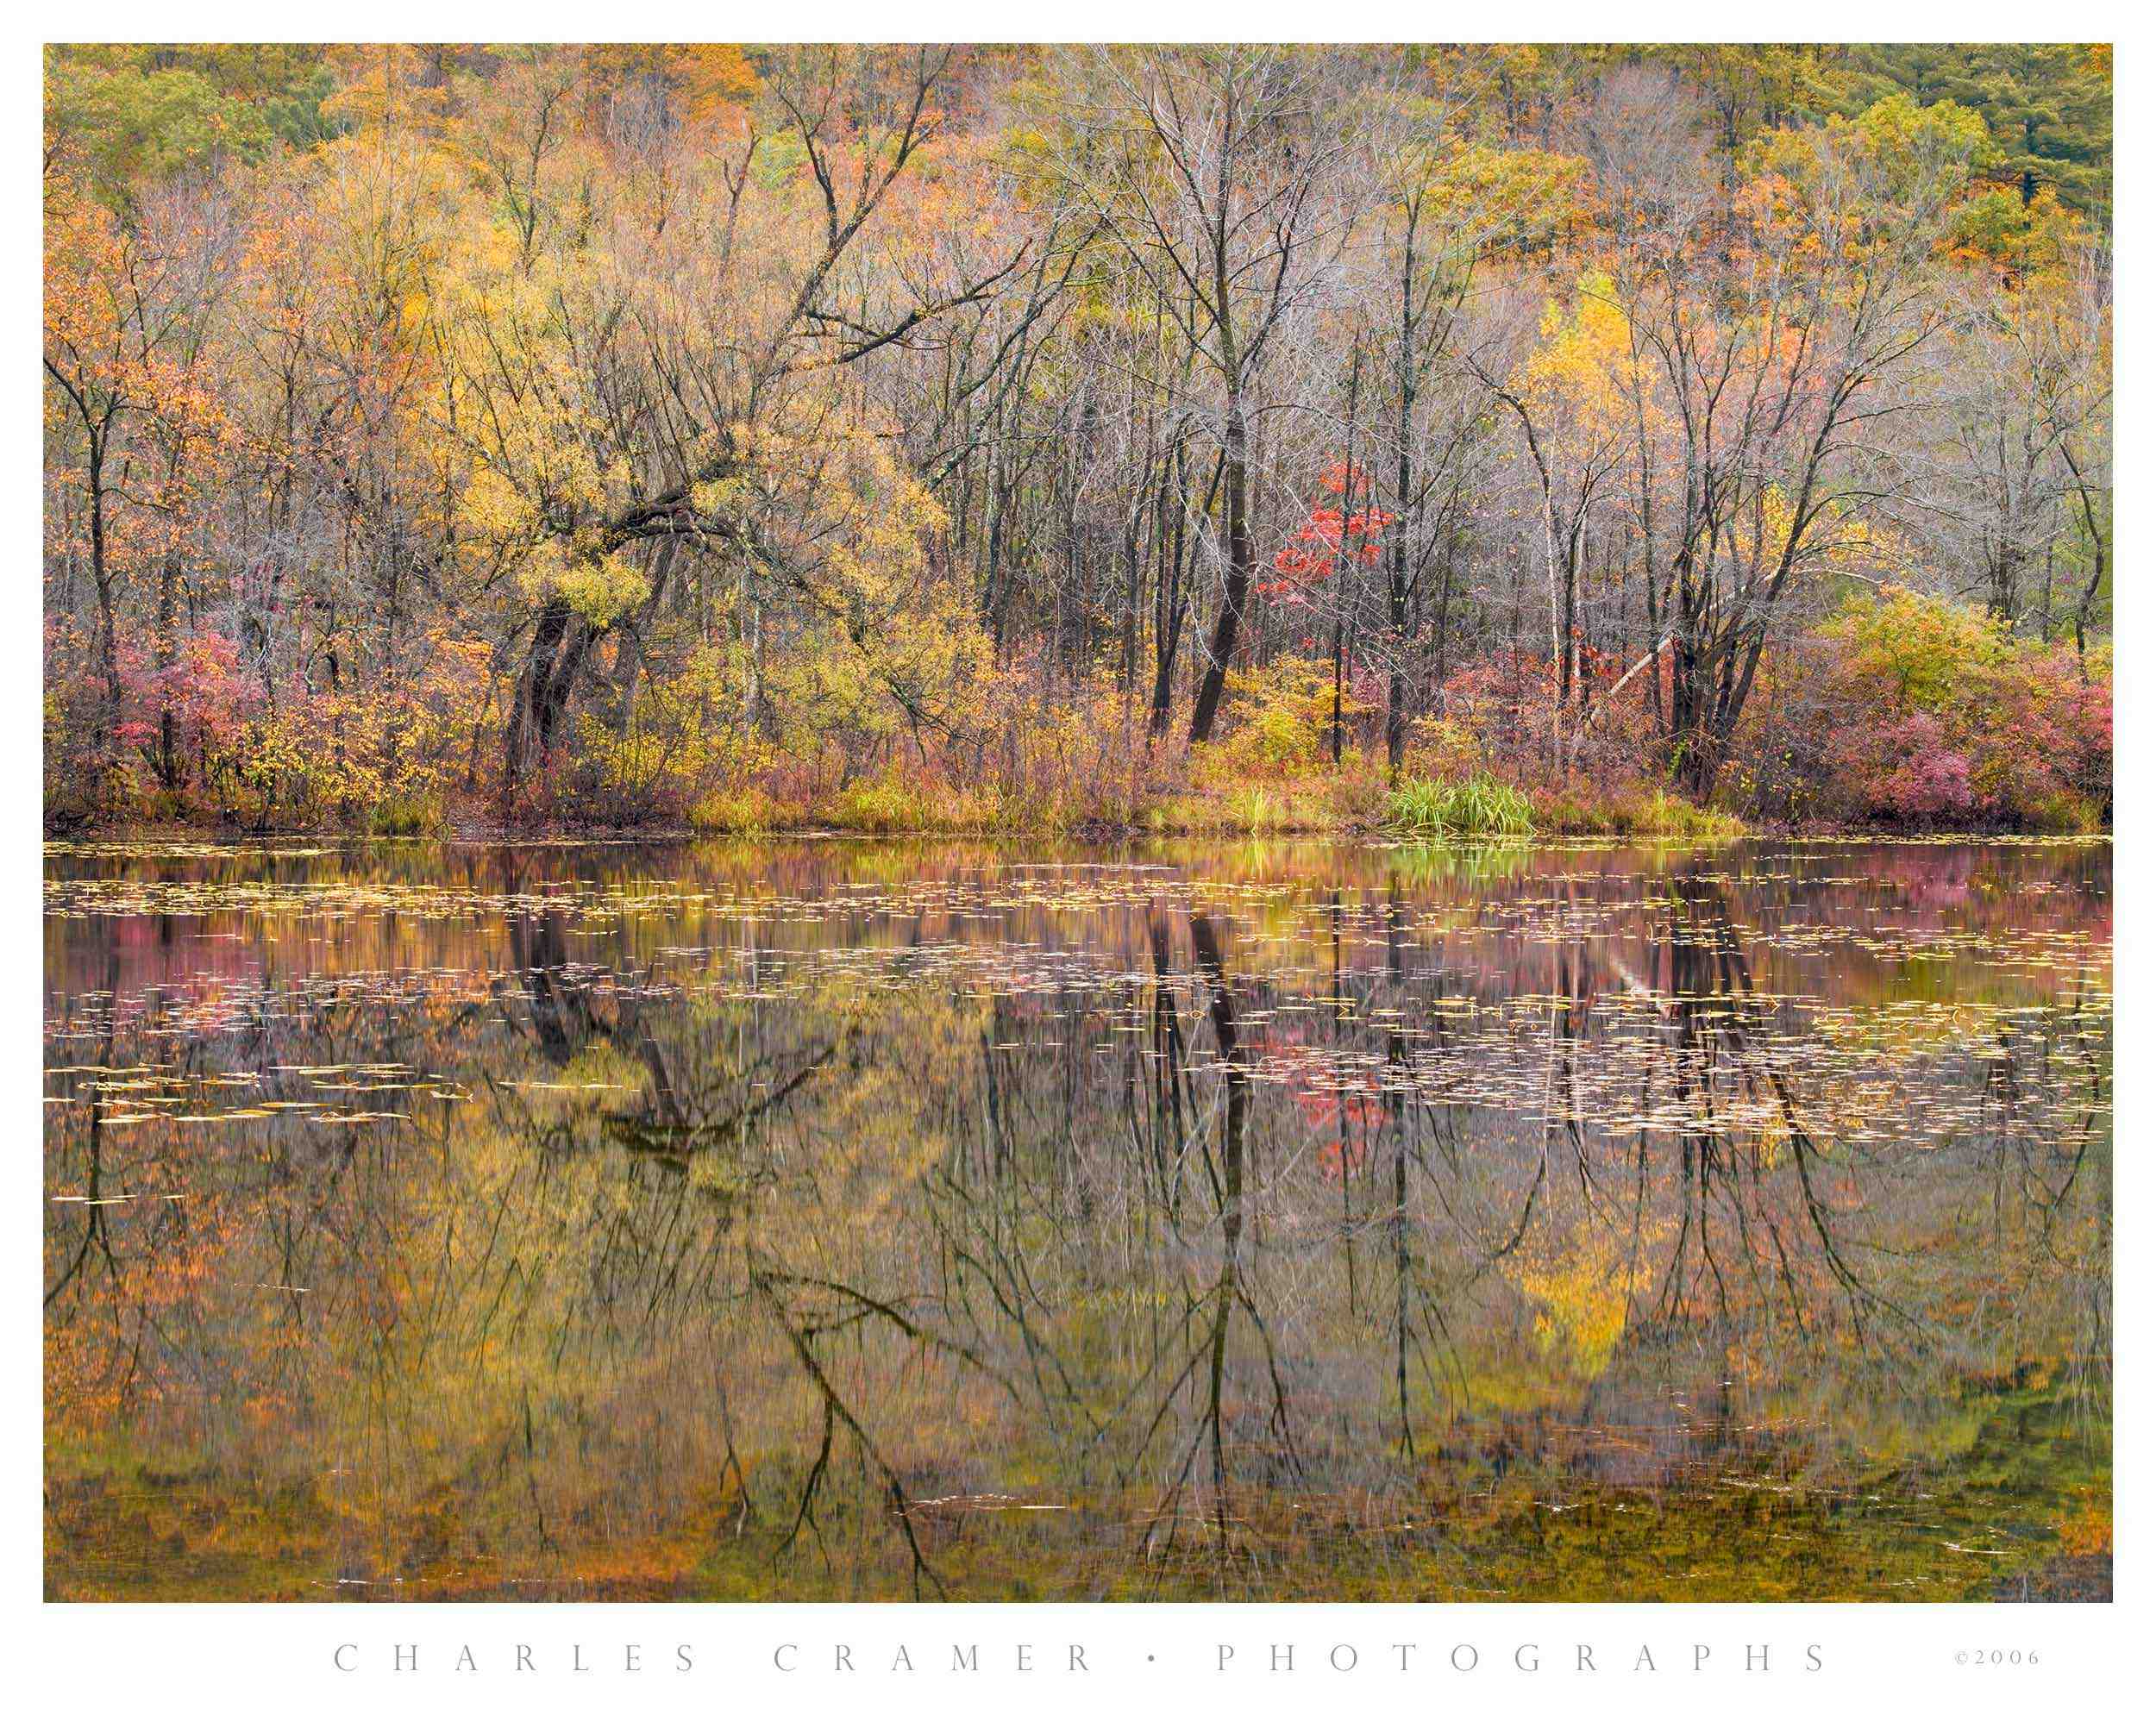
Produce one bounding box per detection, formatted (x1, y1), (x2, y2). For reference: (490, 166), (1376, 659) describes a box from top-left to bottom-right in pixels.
(41, 42), (2115, 1608)
(42, 44), (2114, 837)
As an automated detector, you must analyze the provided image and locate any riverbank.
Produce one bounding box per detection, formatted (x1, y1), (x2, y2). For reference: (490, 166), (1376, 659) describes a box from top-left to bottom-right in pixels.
(47, 807), (2113, 850)
(49, 765), (2121, 846)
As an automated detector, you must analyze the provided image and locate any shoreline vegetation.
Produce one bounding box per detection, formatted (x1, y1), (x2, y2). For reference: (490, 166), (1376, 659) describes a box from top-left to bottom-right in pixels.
(41, 742), (2112, 845)
(54, 805), (2117, 848)
(43, 47), (2109, 849)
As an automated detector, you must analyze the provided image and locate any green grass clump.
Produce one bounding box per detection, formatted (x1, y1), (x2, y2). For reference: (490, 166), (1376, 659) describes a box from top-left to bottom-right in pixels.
(366, 795), (445, 836)
(1387, 773), (1535, 841)
(1635, 792), (1746, 839)
(688, 787), (780, 835)
(829, 776), (929, 834)
(1221, 785), (1304, 835)
(822, 774), (1005, 835)
(1529, 787), (1747, 838)
(2022, 790), (2106, 834)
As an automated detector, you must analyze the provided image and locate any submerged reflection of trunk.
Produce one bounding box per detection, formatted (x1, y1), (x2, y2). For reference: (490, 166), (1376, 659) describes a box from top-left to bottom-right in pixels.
(1146, 909), (1191, 1214)
(1384, 884), (1416, 1457)
(1646, 867), (1916, 1349)
(1189, 911), (1245, 1549)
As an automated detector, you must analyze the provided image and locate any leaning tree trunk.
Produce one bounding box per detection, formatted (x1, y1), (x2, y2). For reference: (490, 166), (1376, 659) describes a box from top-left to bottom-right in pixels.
(504, 598), (592, 800)
(1188, 402), (1251, 746)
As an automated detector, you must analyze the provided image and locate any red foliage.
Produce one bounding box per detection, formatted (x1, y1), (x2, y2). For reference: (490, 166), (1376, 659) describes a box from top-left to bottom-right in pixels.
(116, 629), (260, 759)
(1830, 712), (1977, 817)
(1262, 460), (1395, 604)
(1737, 597), (2112, 828)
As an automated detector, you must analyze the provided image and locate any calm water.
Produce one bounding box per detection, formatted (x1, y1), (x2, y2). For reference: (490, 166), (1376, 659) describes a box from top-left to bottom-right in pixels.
(43, 836), (2111, 1600)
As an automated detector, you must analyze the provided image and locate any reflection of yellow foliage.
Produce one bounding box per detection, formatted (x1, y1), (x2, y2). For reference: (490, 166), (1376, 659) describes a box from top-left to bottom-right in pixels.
(2058, 1489), (2111, 1555)
(1508, 1224), (1632, 1374)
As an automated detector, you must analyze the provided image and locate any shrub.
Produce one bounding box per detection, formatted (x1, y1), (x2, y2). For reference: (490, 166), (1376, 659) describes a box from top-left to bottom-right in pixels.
(1402, 713), (1484, 781)
(565, 641), (773, 826)
(1206, 654), (1368, 779)
(1811, 587), (2111, 828)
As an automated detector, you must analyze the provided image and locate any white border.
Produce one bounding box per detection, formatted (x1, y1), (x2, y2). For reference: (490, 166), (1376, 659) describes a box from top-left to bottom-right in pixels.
(7, 9), (2141, 1710)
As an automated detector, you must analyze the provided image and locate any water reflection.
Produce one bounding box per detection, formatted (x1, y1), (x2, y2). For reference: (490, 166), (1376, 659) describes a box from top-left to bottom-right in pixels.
(44, 837), (2111, 1599)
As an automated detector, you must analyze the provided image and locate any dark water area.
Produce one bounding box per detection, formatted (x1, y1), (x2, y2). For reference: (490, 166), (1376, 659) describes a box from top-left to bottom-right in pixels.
(42, 835), (2112, 1600)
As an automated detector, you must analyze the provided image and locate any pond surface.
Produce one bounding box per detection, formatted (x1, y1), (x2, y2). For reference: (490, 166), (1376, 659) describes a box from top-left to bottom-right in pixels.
(43, 836), (2111, 1600)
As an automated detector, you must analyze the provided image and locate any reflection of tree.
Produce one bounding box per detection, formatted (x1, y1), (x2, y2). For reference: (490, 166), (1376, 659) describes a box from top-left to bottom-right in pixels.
(44, 839), (2112, 1599)
(1175, 912), (1252, 1555)
(750, 1264), (949, 1598)
(507, 903), (592, 1065)
(1144, 910), (1192, 1214)
(1649, 868), (1921, 1352)
(1383, 881), (1459, 1457)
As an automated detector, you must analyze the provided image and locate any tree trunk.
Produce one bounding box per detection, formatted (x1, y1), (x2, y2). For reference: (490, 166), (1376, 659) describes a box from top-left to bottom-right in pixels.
(1188, 401), (1250, 745)
(155, 549), (180, 789)
(1148, 442), (1190, 739)
(86, 434), (121, 748)
(505, 598), (589, 798)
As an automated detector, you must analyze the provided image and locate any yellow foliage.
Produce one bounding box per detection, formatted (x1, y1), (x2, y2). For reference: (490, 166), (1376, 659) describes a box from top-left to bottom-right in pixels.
(1205, 654), (1368, 779)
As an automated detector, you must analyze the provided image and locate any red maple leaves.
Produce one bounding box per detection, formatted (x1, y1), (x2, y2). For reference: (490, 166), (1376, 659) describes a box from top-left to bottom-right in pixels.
(1261, 460), (1394, 605)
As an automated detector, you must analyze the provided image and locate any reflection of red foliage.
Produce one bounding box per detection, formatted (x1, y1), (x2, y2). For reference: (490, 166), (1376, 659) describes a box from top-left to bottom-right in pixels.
(1294, 1085), (1378, 1180)
(1315, 1133), (1369, 1181)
